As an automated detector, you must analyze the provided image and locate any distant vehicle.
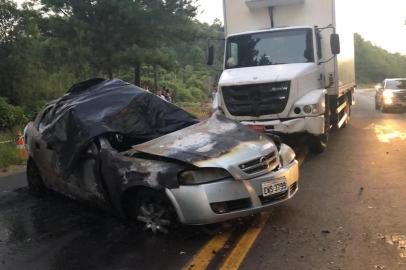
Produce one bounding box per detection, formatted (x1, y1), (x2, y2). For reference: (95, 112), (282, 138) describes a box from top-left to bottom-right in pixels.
(209, 0), (356, 153)
(24, 79), (299, 233)
(375, 79), (406, 112)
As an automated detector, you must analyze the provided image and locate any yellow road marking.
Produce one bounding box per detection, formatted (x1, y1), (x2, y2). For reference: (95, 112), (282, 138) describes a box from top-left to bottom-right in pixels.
(182, 231), (232, 270)
(219, 212), (271, 270)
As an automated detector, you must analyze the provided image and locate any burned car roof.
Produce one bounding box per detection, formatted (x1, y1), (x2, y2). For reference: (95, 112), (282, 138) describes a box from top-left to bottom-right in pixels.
(40, 79), (199, 175)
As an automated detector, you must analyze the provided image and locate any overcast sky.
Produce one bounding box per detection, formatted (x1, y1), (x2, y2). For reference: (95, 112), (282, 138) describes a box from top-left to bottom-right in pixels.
(197, 0), (406, 54)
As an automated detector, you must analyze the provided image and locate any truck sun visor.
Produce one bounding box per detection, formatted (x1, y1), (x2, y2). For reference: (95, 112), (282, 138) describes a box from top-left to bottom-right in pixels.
(245, 0), (304, 9)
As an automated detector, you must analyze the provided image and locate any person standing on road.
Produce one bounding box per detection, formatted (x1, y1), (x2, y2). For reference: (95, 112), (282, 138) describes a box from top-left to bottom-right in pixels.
(164, 88), (172, 103)
(156, 90), (166, 100)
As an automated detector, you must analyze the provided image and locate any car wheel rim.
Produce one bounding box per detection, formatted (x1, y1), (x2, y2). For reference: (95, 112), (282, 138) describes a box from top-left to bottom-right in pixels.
(137, 202), (171, 234)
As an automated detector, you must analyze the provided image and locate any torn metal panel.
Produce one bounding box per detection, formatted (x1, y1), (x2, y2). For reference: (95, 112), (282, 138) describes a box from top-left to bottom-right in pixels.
(99, 149), (188, 216)
(131, 113), (276, 169)
(40, 79), (198, 176)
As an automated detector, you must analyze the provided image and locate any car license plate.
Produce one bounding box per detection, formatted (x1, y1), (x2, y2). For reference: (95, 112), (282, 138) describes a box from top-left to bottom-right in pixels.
(262, 179), (288, 197)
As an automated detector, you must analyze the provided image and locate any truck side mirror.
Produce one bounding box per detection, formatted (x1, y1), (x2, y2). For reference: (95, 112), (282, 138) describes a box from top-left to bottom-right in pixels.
(207, 45), (215, 66)
(330, 33), (341, 55)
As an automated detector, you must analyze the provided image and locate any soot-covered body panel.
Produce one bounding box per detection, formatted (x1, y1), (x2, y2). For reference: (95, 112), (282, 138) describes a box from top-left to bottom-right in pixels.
(39, 79), (198, 176)
(131, 114), (271, 166)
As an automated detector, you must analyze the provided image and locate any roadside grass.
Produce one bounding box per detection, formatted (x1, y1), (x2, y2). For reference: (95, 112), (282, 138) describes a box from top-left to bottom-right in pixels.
(0, 132), (25, 170)
(177, 102), (211, 120)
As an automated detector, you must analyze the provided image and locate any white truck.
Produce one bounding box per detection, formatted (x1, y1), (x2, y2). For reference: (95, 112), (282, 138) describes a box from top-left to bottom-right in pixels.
(209, 0), (356, 153)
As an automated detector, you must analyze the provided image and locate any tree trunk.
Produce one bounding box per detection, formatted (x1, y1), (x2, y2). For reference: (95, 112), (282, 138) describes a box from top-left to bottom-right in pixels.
(134, 64), (141, 86)
(153, 64), (159, 92)
(107, 69), (113, 80)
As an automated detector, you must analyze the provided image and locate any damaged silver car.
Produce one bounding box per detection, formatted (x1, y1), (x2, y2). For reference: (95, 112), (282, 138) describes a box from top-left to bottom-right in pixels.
(24, 79), (299, 233)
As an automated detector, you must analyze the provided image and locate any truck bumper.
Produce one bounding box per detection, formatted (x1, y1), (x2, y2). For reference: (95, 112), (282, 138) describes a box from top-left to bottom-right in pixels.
(241, 115), (325, 135)
(166, 160), (299, 225)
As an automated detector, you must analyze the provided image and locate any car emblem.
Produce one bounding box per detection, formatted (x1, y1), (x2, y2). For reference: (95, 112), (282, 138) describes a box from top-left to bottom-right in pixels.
(259, 156), (270, 168)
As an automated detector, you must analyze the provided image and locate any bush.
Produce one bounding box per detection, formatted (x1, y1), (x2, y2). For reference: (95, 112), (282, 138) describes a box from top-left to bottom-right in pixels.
(0, 133), (25, 169)
(0, 97), (28, 131)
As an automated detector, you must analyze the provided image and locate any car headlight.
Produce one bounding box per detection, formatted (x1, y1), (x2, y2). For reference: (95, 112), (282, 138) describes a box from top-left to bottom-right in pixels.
(302, 101), (325, 115)
(279, 144), (296, 167)
(179, 168), (232, 185)
(383, 90), (394, 99)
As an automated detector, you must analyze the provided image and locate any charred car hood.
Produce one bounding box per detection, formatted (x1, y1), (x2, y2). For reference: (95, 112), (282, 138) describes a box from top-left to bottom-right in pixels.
(131, 114), (276, 168)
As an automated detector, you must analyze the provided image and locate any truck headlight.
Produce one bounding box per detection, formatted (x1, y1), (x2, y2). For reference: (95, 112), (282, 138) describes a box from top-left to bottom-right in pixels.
(279, 144), (296, 167)
(179, 168), (231, 185)
(302, 102), (325, 115)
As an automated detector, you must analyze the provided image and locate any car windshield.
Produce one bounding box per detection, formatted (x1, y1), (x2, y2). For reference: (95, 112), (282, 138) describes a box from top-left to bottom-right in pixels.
(225, 28), (315, 69)
(386, 80), (406, 89)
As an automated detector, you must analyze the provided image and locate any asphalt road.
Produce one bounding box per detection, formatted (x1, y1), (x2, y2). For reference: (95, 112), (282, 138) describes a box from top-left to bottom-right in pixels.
(0, 89), (405, 270)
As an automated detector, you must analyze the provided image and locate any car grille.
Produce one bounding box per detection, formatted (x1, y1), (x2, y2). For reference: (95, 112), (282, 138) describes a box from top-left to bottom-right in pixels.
(259, 191), (288, 205)
(394, 91), (406, 101)
(222, 81), (290, 117)
(210, 198), (251, 214)
(289, 182), (298, 194)
(239, 151), (279, 175)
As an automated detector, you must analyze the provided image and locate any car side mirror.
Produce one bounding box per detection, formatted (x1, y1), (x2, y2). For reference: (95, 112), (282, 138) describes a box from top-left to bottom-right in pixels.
(207, 45), (215, 66)
(330, 33), (340, 55)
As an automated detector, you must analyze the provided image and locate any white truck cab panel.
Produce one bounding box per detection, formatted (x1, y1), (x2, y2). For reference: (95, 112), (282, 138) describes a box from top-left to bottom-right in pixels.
(218, 0), (356, 152)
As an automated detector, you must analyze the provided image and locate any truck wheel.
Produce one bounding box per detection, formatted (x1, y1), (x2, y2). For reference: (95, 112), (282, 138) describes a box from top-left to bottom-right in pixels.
(127, 189), (177, 234)
(26, 158), (48, 197)
(309, 134), (328, 154)
(375, 98), (379, 110)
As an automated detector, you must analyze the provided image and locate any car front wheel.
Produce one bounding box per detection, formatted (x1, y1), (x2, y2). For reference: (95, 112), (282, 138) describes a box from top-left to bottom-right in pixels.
(126, 188), (177, 234)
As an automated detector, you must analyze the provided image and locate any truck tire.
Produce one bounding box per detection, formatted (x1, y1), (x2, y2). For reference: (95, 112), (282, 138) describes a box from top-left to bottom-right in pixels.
(375, 97), (379, 110)
(309, 134), (328, 154)
(26, 158), (49, 197)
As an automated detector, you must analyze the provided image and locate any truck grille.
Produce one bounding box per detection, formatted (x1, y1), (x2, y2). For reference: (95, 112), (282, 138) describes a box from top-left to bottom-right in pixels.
(222, 81), (290, 117)
(239, 151), (279, 175)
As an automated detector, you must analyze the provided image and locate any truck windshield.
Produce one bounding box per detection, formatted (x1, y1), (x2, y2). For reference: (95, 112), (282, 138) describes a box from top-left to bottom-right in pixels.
(386, 80), (406, 90)
(225, 28), (314, 69)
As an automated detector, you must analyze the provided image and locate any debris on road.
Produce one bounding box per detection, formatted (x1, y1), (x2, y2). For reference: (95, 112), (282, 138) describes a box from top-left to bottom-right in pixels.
(382, 234), (406, 258)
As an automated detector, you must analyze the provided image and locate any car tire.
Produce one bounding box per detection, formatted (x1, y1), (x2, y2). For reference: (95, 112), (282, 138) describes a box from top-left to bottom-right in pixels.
(127, 188), (177, 234)
(379, 102), (387, 113)
(26, 158), (49, 197)
(309, 133), (328, 154)
(375, 97), (380, 110)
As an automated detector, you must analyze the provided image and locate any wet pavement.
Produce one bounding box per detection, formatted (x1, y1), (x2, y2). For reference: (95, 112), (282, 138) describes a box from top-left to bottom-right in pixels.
(241, 89), (406, 270)
(0, 181), (214, 270)
(0, 89), (405, 270)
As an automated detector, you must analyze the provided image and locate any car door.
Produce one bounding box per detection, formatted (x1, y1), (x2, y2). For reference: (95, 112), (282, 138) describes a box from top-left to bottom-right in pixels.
(32, 107), (110, 206)
(64, 140), (110, 207)
(30, 106), (66, 192)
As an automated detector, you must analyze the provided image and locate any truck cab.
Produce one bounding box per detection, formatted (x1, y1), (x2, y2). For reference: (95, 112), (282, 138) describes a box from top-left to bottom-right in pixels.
(212, 0), (356, 153)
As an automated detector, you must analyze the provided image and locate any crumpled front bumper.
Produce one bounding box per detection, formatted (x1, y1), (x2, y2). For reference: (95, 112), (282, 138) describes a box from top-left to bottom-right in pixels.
(242, 115), (325, 135)
(166, 160), (299, 225)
